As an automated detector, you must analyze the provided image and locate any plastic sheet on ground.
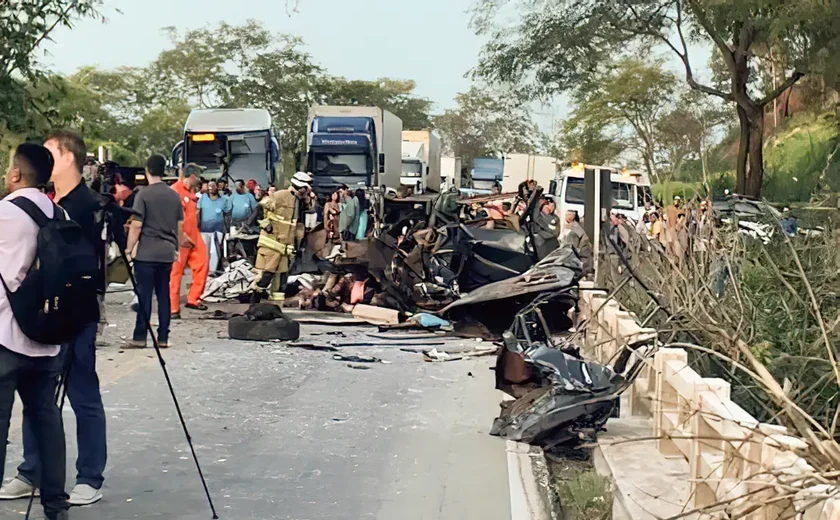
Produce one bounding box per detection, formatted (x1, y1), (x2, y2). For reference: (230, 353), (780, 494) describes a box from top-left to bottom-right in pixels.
(202, 260), (255, 302)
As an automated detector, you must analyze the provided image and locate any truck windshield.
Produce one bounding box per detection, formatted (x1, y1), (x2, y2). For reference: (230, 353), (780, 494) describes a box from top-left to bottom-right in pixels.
(612, 182), (634, 210)
(312, 153), (368, 175)
(402, 161), (422, 177)
(564, 177), (585, 204)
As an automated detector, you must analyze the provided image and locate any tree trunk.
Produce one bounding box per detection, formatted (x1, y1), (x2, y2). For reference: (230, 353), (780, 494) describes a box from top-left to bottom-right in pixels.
(745, 109), (765, 198)
(736, 105), (750, 194)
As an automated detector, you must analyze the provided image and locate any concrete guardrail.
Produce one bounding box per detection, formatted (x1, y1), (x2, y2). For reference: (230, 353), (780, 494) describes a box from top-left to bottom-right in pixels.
(578, 280), (838, 519)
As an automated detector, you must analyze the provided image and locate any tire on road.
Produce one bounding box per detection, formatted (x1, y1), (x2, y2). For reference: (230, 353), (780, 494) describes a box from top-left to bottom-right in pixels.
(228, 316), (301, 341)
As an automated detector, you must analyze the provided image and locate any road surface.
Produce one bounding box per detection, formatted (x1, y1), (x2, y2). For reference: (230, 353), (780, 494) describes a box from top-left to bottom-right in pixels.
(2, 290), (511, 520)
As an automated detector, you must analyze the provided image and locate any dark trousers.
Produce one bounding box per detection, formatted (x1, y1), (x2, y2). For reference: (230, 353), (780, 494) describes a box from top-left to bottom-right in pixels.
(0, 346), (68, 518)
(18, 321), (107, 490)
(133, 260), (173, 343)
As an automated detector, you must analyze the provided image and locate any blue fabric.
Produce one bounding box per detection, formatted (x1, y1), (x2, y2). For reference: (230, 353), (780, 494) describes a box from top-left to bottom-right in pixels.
(781, 217), (798, 236)
(198, 194), (228, 233)
(355, 210), (368, 240)
(18, 321), (106, 490)
(228, 192), (257, 223)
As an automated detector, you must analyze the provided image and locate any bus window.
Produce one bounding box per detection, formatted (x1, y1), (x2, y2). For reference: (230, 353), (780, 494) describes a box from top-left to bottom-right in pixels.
(564, 177), (585, 204)
(636, 185), (653, 207)
(611, 181), (634, 210)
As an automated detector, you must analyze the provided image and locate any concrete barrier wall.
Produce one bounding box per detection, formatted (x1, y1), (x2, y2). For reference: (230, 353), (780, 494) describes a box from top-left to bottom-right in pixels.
(577, 280), (839, 519)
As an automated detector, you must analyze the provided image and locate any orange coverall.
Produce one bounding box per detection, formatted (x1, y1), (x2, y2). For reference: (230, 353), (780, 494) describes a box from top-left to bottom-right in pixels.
(170, 181), (209, 313)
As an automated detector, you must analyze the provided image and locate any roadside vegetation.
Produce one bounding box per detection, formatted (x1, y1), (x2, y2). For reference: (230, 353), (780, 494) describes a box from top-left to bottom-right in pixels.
(547, 453), (611, 520)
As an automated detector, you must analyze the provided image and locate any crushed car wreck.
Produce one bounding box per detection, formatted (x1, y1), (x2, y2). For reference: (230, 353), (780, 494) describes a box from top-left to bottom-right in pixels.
(481, 253), (653, 448)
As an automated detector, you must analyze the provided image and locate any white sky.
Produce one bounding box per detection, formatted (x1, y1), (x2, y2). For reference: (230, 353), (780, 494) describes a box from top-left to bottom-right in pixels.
(42, 0), (713, 135)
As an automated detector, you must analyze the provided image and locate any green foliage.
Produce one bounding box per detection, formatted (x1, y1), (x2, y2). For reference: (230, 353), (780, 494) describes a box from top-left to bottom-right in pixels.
(0, 1), (102, 146)
(324, 78), (433, 130)
(763, 113), (840, 203)
(561, 59), (677, 180)
(433, 86), (543, 170)
(556, 471), (612, 519)
(472, 0), (840, 197)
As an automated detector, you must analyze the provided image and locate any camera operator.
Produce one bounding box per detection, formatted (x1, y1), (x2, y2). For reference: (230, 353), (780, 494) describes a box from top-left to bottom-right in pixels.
(0, 130), (107, 507)
(0, 143), (70, 520)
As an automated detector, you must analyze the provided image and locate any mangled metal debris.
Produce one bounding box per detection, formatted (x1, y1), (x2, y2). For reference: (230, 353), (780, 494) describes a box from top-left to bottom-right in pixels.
(490, 288), (628, 448)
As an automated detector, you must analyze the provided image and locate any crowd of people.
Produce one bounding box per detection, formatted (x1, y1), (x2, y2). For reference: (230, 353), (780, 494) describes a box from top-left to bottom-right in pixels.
(0, 128), (366, 519)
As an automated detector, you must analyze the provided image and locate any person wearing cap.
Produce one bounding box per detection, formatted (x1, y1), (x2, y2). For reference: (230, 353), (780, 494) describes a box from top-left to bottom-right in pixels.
(169, 163), (209, 319)
(245, 179), (258, 195)
(665, 195), (685, 231)
(251, 172), (310, 301)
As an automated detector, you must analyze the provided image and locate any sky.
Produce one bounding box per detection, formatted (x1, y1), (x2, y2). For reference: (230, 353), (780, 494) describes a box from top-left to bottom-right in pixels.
(43, 0), (484, 113)
(43, 0), (712, 136)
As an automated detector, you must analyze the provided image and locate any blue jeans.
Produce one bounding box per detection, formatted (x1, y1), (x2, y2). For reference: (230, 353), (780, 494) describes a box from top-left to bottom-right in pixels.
(17, 321), (106, 490)
(133, 260), (173, 343)
(0, 346), (68, 517)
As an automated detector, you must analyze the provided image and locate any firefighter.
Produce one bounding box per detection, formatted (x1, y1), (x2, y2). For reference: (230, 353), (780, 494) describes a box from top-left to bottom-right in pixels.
(251, 172), (312, 302)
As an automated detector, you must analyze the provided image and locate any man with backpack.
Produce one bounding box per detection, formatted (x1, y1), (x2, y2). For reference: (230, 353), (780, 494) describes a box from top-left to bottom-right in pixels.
(0, 130), (107, 507)
(0, 143), (72, 520)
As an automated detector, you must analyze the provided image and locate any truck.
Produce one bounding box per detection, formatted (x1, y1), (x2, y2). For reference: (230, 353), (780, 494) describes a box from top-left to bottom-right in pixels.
(501, 154), (558, 193)
(441, 156), (463, 190)
(171, 108), (279, 188)
(400, 130), (442, 193)
(305, 106), (403, 196)
(471, 157), (504, 191)
(550, 164), (653, 222)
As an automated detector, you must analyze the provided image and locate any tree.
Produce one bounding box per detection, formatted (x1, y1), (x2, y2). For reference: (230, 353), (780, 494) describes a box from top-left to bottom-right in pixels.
(433, 86), (542, 170)
(472, 0), (840, 197)
(0, 0), (102, 145)
(150, 21), (273, 108)
(562, 59), (677, 182)
(325, 78), (434, 129)
(657, 90), (729, 185)
(222, 36), (329, 159)
(555, 119), (624, 167)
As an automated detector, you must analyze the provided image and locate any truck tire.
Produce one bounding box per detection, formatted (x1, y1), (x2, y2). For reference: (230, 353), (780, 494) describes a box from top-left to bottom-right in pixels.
(228, 316), (301, 342)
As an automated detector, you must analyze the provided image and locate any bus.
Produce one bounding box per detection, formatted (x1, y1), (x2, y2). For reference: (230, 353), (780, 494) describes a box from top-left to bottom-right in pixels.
(550, 164), (653, 222)
(171, 108), (280, 188)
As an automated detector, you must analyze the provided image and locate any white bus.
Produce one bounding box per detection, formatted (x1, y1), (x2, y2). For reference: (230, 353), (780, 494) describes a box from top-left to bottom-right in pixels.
(550, 164), (653, 222)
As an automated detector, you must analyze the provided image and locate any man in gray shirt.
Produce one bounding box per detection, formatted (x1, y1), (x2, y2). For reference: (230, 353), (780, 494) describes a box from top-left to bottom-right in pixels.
(124, 155), (183, 348)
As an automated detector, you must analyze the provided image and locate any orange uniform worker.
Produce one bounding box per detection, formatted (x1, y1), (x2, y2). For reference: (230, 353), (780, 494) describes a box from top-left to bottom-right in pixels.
(169, 164), (209, 319)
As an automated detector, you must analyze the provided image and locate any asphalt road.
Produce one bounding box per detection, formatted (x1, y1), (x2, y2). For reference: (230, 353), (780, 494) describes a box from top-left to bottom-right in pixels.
(2, 292), (511, 520)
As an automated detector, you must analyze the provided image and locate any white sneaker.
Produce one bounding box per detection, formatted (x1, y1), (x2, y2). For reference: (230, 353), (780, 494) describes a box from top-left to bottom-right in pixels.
(68, 484), (103, 506)
(0, 477), (38, 500)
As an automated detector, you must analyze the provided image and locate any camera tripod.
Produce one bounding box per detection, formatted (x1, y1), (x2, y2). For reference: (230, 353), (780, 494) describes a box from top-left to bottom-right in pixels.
(24, 198), (219, 519)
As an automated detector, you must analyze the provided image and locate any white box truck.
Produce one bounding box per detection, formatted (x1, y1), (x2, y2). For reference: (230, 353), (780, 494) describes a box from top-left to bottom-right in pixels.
(501, 153), (558, 193)
(306, 106), (403, 195)
(401, 130), (442, 193)
(441, 156), (463, 189)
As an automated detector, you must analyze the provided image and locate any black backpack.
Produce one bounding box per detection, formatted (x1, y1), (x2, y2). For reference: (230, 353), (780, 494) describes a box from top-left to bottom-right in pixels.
(0, 197), (100, 345)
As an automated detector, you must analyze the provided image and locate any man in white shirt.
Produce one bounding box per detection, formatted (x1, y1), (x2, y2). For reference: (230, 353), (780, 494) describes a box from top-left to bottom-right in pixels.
(0, 144), (70, 519)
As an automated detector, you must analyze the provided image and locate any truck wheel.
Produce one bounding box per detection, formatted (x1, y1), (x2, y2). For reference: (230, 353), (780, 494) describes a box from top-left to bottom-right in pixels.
(228, 316), (301, 341)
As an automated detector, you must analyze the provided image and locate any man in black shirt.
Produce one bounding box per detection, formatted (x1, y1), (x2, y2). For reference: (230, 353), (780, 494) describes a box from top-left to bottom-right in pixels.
(0, 130), (108, 507)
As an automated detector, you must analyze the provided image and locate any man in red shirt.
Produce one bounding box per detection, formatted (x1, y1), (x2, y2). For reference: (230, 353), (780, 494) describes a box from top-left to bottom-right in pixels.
(169, 164), (209, 319)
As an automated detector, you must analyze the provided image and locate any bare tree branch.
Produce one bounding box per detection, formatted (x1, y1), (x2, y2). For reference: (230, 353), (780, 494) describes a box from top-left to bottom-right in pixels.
(757, 71), (805, 107)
